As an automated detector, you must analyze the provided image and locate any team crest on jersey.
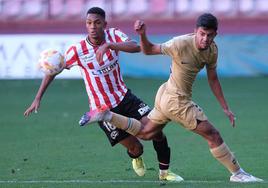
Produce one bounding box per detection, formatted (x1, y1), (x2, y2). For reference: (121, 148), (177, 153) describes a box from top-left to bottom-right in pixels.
(80, 54), (94, 63)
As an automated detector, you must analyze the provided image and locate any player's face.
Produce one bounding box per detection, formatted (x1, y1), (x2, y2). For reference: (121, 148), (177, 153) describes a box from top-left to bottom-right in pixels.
(195, 27), (217, 50)
(86, 14), (107, 41)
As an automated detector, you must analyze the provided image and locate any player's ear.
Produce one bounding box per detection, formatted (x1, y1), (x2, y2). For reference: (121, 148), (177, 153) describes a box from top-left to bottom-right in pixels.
(213, 31), (217, 38)
(104, 21), (107, 28)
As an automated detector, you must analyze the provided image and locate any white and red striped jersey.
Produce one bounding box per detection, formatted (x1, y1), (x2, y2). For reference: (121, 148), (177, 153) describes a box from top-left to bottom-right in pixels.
(65, 28), (130, 110)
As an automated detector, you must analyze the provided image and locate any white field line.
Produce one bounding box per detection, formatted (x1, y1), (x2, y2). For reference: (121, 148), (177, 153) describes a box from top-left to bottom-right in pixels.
(0, 179), (266, 184)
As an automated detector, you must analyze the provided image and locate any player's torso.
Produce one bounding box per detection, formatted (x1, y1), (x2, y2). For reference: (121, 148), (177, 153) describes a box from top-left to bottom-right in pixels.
(168, 35), (215, 96)
(74, 29), (127, 109)
(77, 40), (119, 76)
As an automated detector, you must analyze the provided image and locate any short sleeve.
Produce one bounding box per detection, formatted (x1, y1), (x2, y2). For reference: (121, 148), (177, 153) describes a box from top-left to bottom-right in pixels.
(114, 28), (131, 42)
(65, 46), (78, 69)
(160, 37), (180, 57)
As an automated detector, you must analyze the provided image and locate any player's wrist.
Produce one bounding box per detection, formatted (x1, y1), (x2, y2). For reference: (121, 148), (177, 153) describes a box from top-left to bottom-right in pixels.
(107, 42), (114, 50)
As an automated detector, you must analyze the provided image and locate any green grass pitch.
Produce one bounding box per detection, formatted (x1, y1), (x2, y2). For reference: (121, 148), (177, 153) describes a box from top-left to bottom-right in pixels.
(0, 76), (267, 188)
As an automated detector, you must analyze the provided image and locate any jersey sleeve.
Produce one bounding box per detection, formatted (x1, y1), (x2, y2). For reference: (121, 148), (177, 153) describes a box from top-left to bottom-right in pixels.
(114, 28), (131, 42)
(206, 42), (218, 69)
(160, 37), (180, 57)
(64, 45), (79, 69)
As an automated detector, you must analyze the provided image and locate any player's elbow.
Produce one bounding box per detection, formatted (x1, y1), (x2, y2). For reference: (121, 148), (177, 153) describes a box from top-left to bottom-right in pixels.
(142, 49), (153, 55)
(133, 46), (141, 53)
(142, 44), (160, 55)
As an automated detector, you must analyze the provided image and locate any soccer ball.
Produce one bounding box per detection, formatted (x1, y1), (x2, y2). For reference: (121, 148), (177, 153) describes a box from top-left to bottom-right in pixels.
(38, 49), (65, 75)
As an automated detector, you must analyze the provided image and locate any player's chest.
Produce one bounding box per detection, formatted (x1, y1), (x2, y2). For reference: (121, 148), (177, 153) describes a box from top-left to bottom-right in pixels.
(179, 51), (210, 70)
(78, 48), (119, 70)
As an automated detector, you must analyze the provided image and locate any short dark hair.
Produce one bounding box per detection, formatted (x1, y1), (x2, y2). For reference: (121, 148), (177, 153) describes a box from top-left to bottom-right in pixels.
(87, 7), (106, 19)
(196, 13), (218, 31)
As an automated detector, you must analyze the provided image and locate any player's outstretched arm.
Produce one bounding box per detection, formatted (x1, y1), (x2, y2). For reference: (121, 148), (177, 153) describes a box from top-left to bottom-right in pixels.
(207, 67), (236, 127)
(134, 20), (161, 55)
(24, 74), (56, 117)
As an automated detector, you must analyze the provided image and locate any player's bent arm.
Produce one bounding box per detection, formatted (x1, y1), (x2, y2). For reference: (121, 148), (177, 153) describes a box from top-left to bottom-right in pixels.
(108, 41), (140, 53)
(35, 74), (56, 100)
(96, 41), (140, 63)
(139, 33), (161, 55)
(207, 67), (236, 126)
(207, 67), (229, 110)
(24, 74), (56, 116)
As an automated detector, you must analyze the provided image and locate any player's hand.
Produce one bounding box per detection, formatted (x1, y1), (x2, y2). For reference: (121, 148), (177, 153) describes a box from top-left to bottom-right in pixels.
(134, 20), (146, 35)
(223, 109), (236, 127)
(96, 43), (109, 63)
(24, 99), (40, 117)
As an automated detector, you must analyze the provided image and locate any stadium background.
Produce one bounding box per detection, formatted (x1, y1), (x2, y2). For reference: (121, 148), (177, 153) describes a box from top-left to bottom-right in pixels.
(0, 0), (268, 187)
(1, 0), (268, 78)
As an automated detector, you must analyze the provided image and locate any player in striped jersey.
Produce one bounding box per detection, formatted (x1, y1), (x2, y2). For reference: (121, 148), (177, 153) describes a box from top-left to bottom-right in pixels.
(24, 7), (182, 181)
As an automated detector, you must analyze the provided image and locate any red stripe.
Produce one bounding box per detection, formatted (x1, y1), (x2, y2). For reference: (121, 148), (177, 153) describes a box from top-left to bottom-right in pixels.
(80, 40), (89, 54)
(93, 46), (105, 66)
(105, 50), (114, 61)
(66, 46), (74, 54)
(115, 35), (123, 42)
(95, 76), (112, 108)
(117, 62), (126, 89)
(112, 30), (119, 56)
(112, 66), (125, 97)
(75, 43), (101, 108)
(106, 30), (116, 61)
(114, 29), (124, 43)
(65, 47), (77, 67)
(113, 29), (123, 42)
(87, 40), (112, 108)
(104, 74), (120, 105)
(106, 29), (114, 42)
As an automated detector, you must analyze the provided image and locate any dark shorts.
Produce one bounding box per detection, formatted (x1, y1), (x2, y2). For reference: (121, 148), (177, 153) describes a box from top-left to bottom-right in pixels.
(98, 89), (151, 146)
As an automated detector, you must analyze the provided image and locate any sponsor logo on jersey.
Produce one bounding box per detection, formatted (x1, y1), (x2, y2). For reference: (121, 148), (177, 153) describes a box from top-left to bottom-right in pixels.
(91, 61), (118, 76)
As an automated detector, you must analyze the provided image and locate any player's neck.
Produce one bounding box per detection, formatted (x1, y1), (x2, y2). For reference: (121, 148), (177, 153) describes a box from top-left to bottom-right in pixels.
(87, 35), (105, 46)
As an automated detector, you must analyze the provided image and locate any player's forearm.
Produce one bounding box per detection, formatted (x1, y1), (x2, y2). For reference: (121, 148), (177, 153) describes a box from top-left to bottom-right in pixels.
(139, 32), (162, 55)
(139, 32), (155, 55)
(35, 74), (55, 100)
(108, 41), (140, 53)
(209, 79), (229, 110)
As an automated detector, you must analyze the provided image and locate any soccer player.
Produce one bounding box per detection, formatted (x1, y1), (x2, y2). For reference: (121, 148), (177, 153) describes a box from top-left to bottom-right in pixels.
(80, 13), (263, 183)
(24, 7), (182, 182)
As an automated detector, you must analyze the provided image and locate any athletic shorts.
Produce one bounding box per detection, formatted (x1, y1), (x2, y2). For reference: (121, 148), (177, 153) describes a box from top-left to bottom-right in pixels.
(148, 83), (207, 130)
(98, 89), (151, 146)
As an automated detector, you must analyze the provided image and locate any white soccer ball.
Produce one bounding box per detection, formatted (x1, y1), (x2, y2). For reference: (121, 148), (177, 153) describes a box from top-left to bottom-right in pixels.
(38, 49), (65, 75)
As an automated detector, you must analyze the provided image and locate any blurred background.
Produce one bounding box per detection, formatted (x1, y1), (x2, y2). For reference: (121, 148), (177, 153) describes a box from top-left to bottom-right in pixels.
(0, 0), (268, 78)
(1, 1), (268, 186)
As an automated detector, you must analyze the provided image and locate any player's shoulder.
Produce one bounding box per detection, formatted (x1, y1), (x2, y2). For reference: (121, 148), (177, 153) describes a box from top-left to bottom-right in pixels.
(170, 33), (193, 48)
(65, 37), (87, 53)
(106, 27), (116, 32)
(210, 41), (218, 54)
(173, 33), (193, 41)
(106, 27), (122, 34)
